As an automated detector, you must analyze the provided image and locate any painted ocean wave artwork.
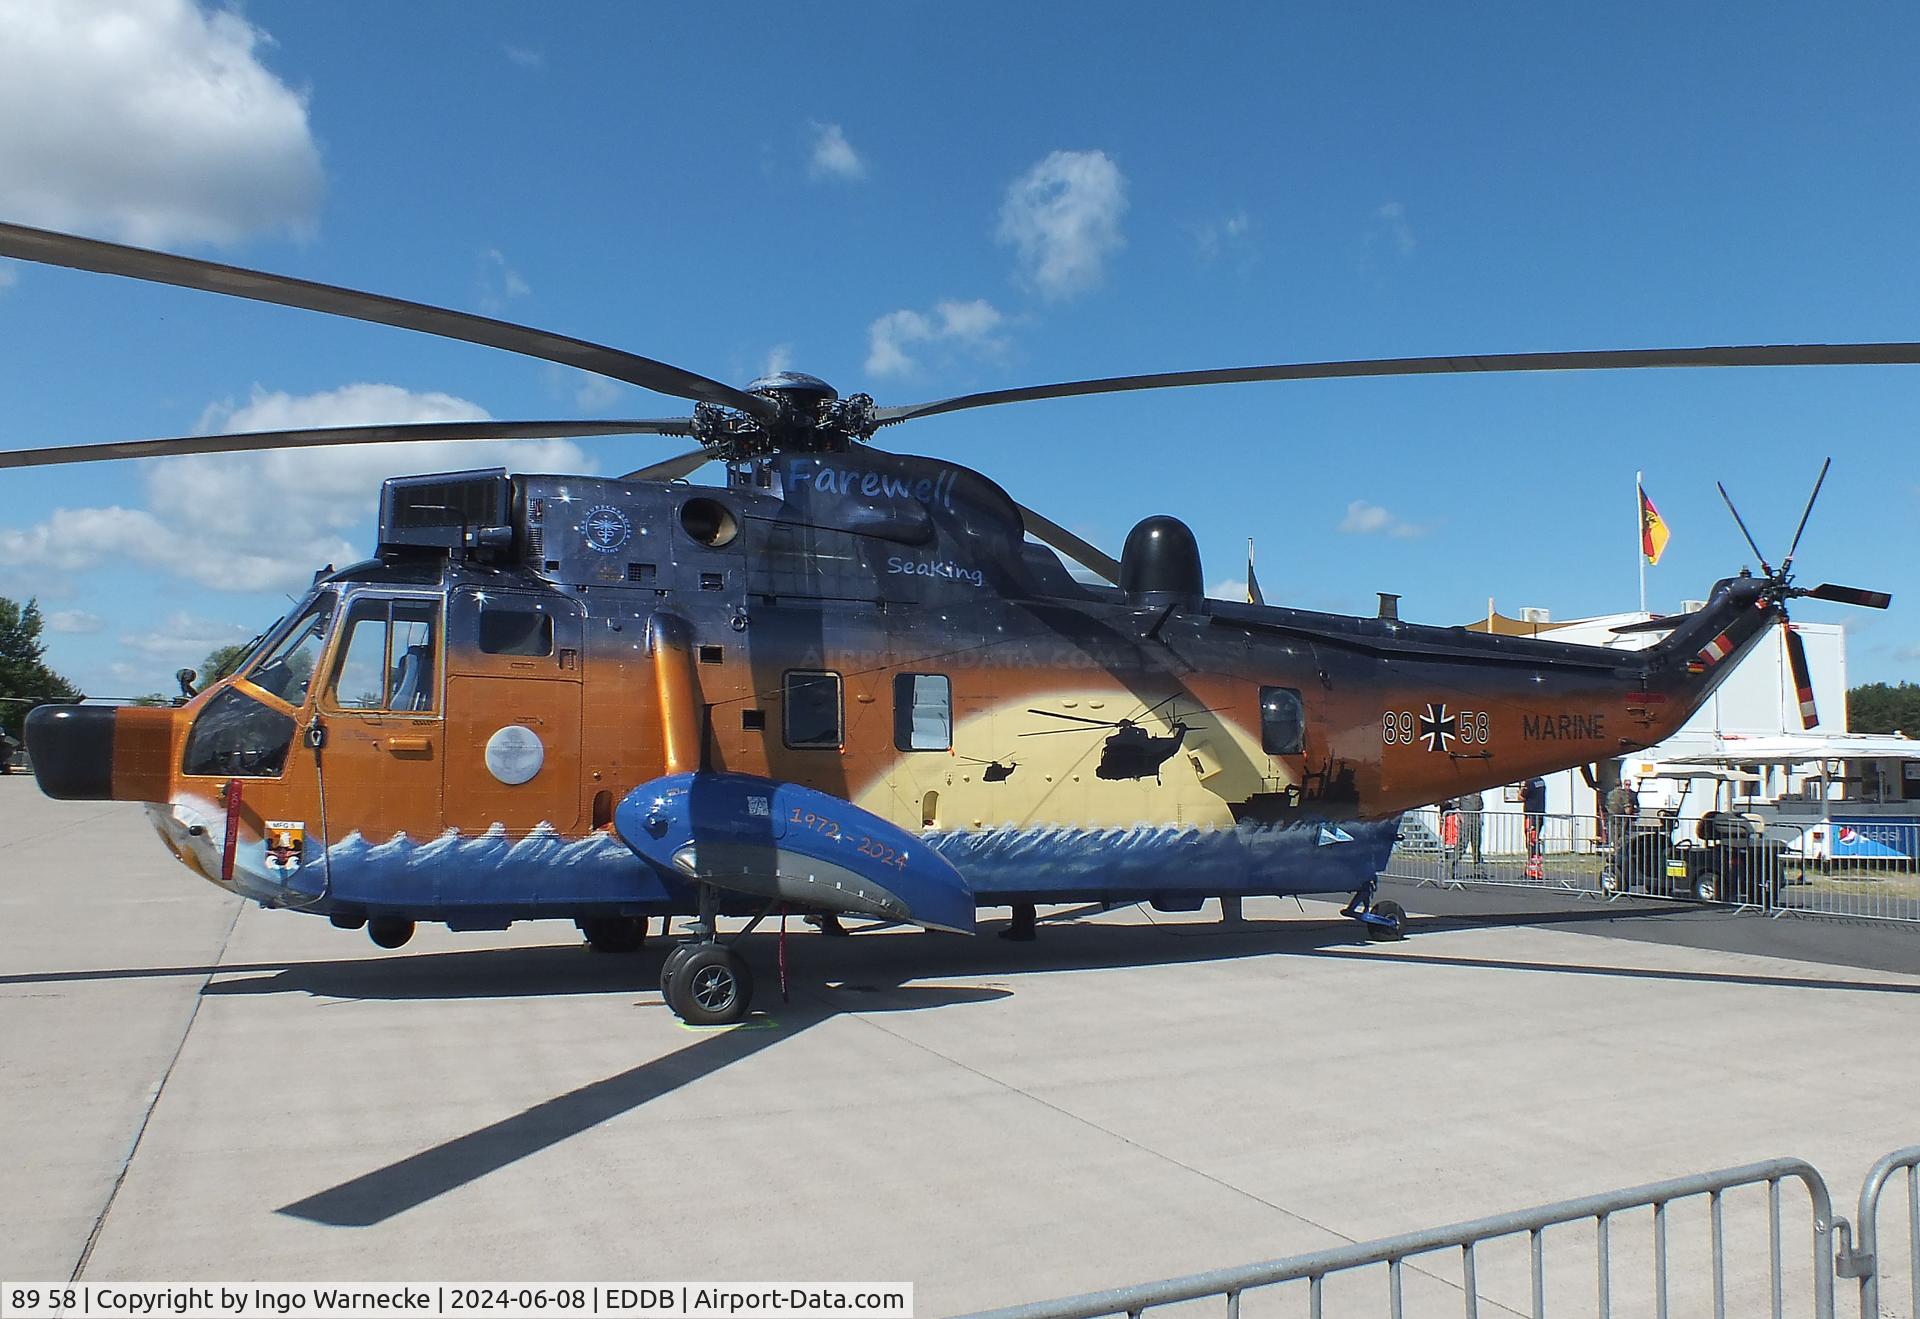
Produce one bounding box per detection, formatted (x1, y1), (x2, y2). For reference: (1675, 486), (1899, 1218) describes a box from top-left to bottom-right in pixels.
(150, 794), (1399, 916)
(925, 816), (1402, 896)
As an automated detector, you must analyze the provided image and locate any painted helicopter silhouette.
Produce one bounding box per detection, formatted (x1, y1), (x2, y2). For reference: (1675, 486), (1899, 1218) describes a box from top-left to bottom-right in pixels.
(1021, 694), (1226, 783)
(0, 219), (1896, 1025)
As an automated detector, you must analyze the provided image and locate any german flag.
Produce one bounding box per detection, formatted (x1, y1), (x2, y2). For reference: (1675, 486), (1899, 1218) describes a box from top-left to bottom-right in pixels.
(1639, 483), (1670, 566)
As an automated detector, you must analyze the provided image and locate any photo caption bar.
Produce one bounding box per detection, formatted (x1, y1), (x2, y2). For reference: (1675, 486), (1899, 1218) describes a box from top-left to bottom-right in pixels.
(2, 1284), (912, 1319)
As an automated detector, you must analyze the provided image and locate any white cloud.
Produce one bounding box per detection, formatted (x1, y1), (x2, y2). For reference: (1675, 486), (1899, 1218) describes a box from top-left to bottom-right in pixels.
(1207, 577), (1254, 602)
(120, 610), (252, 660)
(807, 122), (866, 182)
(997, 149), (1128, 300)
(571, 374), (624, 412)
(542, 364), (626, 412)
(1370, 201), (1416, 259)
(0, 261), (16, 292)
(0, 0), (324, 246)
(865, 298), (1005, 378)
(476, 248), (530, 314)
(45, 609), (104, 634)
(0, 383), (592, 594)
(1192, 209), (1254, 266)
(1338, 499), (1426, 539)
(763, 344), (794, 377)
(502, 44), (544, 69)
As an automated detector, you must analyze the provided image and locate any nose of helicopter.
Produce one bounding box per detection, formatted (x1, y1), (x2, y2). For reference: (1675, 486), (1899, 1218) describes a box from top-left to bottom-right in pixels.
(24, 704), (118, 799)
(24, 702), (176, 803)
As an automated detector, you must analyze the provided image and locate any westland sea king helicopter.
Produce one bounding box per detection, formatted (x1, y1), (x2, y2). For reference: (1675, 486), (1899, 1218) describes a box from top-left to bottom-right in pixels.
(1, 221), (1898, 1024)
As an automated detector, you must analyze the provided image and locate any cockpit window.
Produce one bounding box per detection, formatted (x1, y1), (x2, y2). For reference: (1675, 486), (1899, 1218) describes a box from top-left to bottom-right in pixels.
(244, 591), (336, 705)
(330, 596), (440, 712)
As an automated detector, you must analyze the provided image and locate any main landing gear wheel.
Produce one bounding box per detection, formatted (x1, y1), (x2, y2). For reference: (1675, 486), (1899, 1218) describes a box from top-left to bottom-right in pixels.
(665, 944), (755, 1026)
(578, 915), (648, 954)
(1366, 898), (1407, 942)
(659, 941), (699, 997)
(367, 916), (414, 949)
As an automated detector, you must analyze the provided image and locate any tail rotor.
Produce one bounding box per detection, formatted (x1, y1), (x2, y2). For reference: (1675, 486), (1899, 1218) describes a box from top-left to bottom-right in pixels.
(1714, 459), (1892, 729)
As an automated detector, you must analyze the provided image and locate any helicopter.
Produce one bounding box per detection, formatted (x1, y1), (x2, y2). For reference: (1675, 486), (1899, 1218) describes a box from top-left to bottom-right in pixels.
(1, 219), (1899, 1025)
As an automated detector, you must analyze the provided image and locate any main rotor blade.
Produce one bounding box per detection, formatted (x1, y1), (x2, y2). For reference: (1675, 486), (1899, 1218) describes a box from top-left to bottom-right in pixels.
(1778, 456), (1832, 580)
(872, 343), (1920, 428)
(1802, 583), (1893, 609)
(0, 418), (696, 469)
(1611, 612), (1693, 635)
(1784, 624), (1819, 730)
(621, 448), (714, 482)
(1716, 481), (1775, 577)
(1017, 503), (1121, 584)
(0, 221), (777, 422)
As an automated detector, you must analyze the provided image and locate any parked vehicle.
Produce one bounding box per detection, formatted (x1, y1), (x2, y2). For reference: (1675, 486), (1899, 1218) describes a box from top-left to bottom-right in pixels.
(1600, 811), (1794, 904)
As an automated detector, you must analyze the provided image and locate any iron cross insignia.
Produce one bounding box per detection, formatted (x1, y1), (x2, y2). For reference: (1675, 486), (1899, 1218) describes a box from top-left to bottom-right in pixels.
(1417, 702), (1458, 753)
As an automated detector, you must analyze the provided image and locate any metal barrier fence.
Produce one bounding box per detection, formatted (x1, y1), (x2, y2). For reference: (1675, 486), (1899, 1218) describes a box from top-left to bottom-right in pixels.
(1837, 1144), (1920, 1319)
(960, 1158), (1836, 1319)
(1380, 809), (1920, 925)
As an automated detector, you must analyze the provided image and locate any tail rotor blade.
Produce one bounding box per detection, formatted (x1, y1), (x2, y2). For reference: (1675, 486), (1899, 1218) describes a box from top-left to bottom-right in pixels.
(1715, 481), (1774, 577)
(1784, 623), (1819, 730)
(1803, 583), (1892, 609)
(1778, 456), (1832, 579)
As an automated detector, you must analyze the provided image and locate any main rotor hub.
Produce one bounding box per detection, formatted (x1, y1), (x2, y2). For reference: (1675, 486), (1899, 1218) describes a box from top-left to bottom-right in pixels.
(693, 371), (875, 463)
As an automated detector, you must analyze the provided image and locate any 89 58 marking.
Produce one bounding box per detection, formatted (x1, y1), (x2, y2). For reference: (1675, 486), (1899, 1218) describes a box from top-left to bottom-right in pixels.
(1382, 703), (1489, 753)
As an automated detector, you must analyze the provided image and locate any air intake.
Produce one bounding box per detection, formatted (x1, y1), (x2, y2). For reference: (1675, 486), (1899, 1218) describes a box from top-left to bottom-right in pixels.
(378, 468), (511, 553)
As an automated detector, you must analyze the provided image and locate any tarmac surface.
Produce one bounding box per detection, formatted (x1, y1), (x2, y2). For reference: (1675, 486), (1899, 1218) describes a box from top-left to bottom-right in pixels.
(5, 776), (1920, 1315)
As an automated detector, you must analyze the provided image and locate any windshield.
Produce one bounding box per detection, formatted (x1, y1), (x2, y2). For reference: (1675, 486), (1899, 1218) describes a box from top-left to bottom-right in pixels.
(243, 590), (337, 706)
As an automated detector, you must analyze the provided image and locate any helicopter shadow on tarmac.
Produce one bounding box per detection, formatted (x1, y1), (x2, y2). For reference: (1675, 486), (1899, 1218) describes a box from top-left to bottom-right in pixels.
(246, 904), (1920, 1229)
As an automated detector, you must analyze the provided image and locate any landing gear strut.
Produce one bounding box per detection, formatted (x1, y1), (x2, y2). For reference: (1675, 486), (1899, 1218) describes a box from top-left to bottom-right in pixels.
(1342, 879), (1406, 942)
(999, 901), (1037, 941)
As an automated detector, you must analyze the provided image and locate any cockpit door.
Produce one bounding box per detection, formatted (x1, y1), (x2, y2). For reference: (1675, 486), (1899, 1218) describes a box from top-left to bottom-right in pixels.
(314, 592), (447, 845)
(442, 589), (584, 835)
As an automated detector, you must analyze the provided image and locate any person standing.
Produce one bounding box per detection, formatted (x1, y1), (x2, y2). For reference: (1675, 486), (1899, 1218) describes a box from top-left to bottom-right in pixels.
(1604, 777), (1638, 837)
(1440, 797), (1462, 883)
(1522, 776), (1548, 880)
(1456, 789), (1484, 874)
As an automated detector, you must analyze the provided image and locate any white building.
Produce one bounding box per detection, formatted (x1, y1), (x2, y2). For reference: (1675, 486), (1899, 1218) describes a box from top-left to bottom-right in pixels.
(1467, 603), (1847, 821)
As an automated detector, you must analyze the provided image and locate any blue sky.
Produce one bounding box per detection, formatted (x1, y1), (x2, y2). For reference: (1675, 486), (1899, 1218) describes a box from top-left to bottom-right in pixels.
(2, 1), (1916, 697)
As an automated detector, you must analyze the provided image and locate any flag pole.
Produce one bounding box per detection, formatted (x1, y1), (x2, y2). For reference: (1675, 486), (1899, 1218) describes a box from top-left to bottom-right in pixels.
(1636, 469), (1647, 615)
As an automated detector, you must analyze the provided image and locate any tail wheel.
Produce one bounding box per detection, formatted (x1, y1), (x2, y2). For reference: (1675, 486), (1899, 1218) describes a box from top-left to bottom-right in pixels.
(665, 945), (754, 1026)
(1367, 898), (1407, 942)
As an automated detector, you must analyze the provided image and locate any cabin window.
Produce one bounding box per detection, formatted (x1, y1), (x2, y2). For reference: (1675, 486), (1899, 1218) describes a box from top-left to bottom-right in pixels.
(478, 603), (554, 657)
(329, 597), (440, 713)
(893, 673), (952, 751)
(1259, 686), (1305, 755)
(783, 670), (843, 749)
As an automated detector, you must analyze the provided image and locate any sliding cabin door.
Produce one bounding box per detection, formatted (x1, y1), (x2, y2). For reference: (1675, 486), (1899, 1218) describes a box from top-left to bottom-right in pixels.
(442, 589), (584, 835)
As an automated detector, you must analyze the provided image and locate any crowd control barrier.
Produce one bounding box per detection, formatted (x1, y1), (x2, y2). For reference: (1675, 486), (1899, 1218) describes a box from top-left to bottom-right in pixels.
(1380, 808), (1920, 925)
(960, 1146), (1920, 1318)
